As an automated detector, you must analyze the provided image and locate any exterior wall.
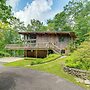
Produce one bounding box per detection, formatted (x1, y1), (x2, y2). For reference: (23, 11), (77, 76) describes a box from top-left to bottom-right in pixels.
(36, 34), (58, 44)
(57, 35), (71, 54)
(36, 34), (71, 54)
(24, 50), (47, 58)
(37, 50), (47, 58)
(24, 34), (73, 56)
(24, 34), (71, 49)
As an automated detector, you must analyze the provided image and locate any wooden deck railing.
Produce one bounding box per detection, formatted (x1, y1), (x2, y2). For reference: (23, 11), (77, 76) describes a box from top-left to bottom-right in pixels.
(49, 43), (61, 53)
(5, 42), (50, 50)
(5, 42), (61, 54)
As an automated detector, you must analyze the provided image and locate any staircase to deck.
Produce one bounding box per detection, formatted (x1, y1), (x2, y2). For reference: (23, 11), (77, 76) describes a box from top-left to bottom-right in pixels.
(49, 43), (61, 54)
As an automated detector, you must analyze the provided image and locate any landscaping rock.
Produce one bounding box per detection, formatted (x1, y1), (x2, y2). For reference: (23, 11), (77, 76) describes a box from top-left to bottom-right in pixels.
(75, 78), (84, 83)
(64, 66), (90, 80)
(84, 80), (90, 85)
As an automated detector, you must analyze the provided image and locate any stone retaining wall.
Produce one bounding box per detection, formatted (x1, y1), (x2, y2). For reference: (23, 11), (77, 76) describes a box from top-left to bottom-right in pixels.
(63, 66), (90, 80)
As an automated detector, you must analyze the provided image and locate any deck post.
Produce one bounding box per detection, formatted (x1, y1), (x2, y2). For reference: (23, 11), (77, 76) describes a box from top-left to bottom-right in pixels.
(19, 50), (20, 57)
(14, 50), (15, 57)
(26, 50), (27, 57)
(5, 49), (6, 57)
(36, 50), (37, 58)
(47, 49), (48, 57)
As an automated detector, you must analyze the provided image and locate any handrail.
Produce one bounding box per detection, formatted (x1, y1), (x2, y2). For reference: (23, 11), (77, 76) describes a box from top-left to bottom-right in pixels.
(50, 42), (61, 50)
(5, 42), (50, 49)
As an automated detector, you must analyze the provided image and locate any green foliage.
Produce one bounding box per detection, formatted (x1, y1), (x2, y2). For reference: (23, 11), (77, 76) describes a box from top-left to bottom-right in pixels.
(30, 54), (60, 65)
(31, 59), (42, 65)
(27, 19), (46, 31)
(0, 0), (12, 23)
(68, 41), (76, 52)
(0, 0), (21, 53)
(65, 39), (90, 70)
(47, 11), (71, 31)
(0, 51), (10, 57)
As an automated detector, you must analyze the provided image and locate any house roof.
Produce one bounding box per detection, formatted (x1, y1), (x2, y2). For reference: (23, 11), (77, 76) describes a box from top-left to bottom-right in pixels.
(19, 31), (76, 38)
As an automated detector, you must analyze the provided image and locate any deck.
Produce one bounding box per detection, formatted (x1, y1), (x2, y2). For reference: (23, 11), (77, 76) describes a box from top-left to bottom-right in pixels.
(5, 42), (51, 50)
(5, 42), (61, 54)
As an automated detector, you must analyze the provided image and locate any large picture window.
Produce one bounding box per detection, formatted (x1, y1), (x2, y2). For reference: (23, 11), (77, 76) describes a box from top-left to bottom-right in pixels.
(28, 34), (36, 39)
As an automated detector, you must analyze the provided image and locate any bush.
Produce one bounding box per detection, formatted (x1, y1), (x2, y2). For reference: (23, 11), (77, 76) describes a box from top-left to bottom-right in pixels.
(31, 59), (42, 65)
(30, 54), (60, 65)
(0, 51), (10, 57)
(65, 41), (90, 70)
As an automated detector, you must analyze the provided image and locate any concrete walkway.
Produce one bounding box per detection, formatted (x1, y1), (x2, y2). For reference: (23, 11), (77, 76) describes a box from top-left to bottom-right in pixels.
(0, 57), (23, 63)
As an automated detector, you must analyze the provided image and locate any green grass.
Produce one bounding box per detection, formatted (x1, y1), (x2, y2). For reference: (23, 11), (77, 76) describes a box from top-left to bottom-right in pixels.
(5, 60), (31, 67)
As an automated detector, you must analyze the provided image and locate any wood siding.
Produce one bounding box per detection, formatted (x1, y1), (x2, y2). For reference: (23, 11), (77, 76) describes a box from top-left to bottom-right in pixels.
(36, 34), (71, 50)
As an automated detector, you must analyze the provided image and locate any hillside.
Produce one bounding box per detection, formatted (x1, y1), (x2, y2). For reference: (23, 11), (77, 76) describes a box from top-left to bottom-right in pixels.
(65, 37), (90, 70)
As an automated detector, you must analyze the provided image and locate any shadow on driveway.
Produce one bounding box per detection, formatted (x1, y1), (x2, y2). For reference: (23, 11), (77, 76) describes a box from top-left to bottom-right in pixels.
(0, 72), (16, 90)
(0, 68), (85, 90)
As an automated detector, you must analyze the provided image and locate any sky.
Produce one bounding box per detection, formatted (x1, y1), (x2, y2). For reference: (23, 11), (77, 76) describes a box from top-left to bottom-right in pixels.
(6, 0), (71, 26)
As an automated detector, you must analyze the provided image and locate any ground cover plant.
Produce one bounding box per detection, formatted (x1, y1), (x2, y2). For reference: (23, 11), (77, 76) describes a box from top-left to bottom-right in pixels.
(30, 54), (60, 65)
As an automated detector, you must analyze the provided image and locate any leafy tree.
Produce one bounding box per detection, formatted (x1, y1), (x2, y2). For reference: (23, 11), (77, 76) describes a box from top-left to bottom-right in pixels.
(0, 0), (12, 23)
(63, 0), (90, 43)
(9, 17), (26, 32)
(27, 19), (47, 31)
(0, 0), (21, 51)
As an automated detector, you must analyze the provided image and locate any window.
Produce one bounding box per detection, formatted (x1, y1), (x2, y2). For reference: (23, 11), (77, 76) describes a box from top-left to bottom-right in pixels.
(24, 35), (28, 40)
(31, 40), (36, 43)
(59, 36), (65, 42)
(28, 34), (36, 39)
(61, 49), (65, 54)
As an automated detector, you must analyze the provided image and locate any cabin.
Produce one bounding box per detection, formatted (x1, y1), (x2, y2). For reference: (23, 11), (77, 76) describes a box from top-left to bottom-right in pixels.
(5, 31), (76, 58)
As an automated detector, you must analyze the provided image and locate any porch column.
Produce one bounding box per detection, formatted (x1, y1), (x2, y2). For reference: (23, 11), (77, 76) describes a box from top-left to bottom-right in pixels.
(47, 49), (48, 57)
(14, 50), (16, 57)
(36, 50), (37, 58)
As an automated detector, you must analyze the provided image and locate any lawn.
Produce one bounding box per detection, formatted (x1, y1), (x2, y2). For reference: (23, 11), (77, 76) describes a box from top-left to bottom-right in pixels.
(4, 60), (31, 67)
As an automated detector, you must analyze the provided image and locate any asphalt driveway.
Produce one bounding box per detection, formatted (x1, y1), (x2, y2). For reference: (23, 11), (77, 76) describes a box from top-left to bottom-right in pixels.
(0, 67), (85, 90)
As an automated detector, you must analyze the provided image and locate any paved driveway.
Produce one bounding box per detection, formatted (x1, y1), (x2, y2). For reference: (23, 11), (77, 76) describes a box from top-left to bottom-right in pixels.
(0, 57), (23, 63)
(0, 67), (85, 90)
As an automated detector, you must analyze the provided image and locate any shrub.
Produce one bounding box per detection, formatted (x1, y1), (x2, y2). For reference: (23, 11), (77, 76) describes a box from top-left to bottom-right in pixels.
(31, 59), (42, 65)
(65, 40), (90, 70)
(30, 54), (60, 65)
(0, 51), (10, 57)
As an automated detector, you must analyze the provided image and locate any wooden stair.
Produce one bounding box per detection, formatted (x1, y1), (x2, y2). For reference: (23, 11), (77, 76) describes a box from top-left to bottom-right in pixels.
(49, 43), (61, 54)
